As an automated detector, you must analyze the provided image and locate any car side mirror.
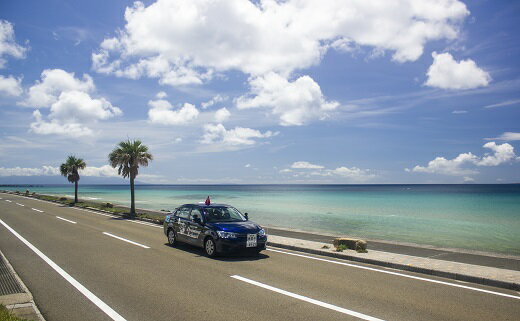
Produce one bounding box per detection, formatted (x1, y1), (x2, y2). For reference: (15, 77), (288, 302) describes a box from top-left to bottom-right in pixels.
(244, 213), (249, 220)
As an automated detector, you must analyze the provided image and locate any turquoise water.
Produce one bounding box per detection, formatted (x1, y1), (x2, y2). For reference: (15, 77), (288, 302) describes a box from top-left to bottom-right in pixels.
(3, 184), (520, 255)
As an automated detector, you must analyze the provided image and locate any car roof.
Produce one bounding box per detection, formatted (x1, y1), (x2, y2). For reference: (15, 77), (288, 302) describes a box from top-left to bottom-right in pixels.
(180, 203), (232, 208)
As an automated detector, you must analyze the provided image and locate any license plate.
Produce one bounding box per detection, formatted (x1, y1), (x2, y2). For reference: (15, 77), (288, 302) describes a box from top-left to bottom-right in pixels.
(246, 234), (257, 247)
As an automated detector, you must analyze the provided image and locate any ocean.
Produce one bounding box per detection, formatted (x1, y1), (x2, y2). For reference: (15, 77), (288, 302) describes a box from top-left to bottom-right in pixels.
(3, 184), (520, 255)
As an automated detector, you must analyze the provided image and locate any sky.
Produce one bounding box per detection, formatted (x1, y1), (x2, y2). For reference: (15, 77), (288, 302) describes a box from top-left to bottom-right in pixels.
(0, 0), (519, 184)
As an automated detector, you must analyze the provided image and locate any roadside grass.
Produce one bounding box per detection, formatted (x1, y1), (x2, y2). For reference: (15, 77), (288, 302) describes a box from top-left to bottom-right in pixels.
(1, 190), (165, 224)
(0, 304), (29, 321)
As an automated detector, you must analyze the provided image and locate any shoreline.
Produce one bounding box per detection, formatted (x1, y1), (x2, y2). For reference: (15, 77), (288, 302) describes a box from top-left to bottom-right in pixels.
(3, 189), (519, 259)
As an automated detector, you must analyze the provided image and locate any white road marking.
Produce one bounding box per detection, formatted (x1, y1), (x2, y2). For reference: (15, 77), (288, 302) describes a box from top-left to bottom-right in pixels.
(267, 248), (520, 300)
(31, 208), (44, 213)
(0, 219), (127, 321)
(56, 216), (77, 224)
(72, 207), (161, 228)
(16, 203), (24, 207)
(102, 232), (150, 249)
(231, 275), (385, 321)
(127, 219), (161, 228)
(5, 200), (12, 202)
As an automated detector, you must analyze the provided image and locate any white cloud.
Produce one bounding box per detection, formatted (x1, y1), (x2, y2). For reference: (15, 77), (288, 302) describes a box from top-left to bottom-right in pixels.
(483, 99), (520, 109)
(19, 69), (95, 108)
(236, 72), (339, 126)
(327, 166), (375, 181)
(214, 107), (230, 122)
(0, 164), (120, 177)
(21, 69), (121, 138)
(0, 74), (22, 96)
(0, 166), (59, 176)
(0, 20), (27, 68)
(30, 110), (94, 138)
(156, 91), (167, 99)
(148, 99), (199, 125)
(201, 123), (275, 146)
(201, 94), (227, 109)
(452, 110), (467, 114)
(486, 132), (520, 142)
(291, 161), (324, 169)
(244, 164), (251, 168)
(93, 0), (469, 84)
(409, 142), (519, 176)
(425, 52), (491, 90)
(80, 165), (119, 177)
(463, 176), (474, 182)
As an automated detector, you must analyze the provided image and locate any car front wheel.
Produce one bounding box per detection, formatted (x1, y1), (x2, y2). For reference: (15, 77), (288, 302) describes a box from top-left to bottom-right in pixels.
(204, 237), (217, 257)
(167, 229), (177, 246)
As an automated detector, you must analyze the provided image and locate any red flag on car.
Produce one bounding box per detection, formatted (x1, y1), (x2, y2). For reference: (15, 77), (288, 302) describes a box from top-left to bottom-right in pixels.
(205, 196), (211, 205)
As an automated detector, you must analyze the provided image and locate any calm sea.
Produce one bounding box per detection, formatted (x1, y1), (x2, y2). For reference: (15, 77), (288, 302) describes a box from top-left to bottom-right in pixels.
(3, 184), (520, 255)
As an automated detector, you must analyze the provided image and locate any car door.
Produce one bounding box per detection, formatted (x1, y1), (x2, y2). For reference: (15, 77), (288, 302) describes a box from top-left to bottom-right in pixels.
(186, 207), (205, 247)
(175, 206), (192, 243)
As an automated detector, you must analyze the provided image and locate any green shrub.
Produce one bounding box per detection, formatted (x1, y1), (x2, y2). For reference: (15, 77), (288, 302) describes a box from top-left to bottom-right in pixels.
(335, 244), (348, 252)
(104, 202), (114, 208)
(59, 197), (68, 201)
(355, 240), (368, 253)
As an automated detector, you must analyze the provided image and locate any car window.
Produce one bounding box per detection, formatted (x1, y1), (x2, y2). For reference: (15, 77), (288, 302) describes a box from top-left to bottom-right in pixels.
(177, 207), (191, 219)
(204, 206), (245, 222)
(190, 208), (203, 222)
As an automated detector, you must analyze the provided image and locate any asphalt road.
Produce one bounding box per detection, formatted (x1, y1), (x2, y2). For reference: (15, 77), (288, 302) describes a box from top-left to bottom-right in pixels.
(0, 193), (519, 321)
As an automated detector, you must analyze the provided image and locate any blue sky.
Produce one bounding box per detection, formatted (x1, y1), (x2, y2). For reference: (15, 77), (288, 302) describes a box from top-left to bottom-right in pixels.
(0, 0), (519, 184)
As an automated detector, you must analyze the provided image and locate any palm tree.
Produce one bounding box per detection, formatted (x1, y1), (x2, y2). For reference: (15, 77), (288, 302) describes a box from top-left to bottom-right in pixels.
(108, 139), (153, 217)
(60, 156), (86, 204)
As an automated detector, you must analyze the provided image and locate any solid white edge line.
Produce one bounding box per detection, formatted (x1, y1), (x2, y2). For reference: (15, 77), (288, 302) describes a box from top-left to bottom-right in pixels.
(0, 219), (127, 321)
(102, 232), (150, 249)
(266, 248), (520, 300)
(56, 216), (77, 224)
(31, 208), (43, 213)
(5, 200), (12, 202)
(16, 203), (25, 207)
(231, 275), (385, 321)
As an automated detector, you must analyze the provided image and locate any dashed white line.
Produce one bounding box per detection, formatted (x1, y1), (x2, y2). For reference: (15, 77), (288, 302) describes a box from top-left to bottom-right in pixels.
(0, 219), (127, 321)
(5, 200), (12, 203)
(231, 275), (385, 321)
(15, 203), (25, 207)
(56, 216), (77, 224)
(31, 208), (44, 213)
(102, 232), (150, 249)
(267, 248), (520, 300)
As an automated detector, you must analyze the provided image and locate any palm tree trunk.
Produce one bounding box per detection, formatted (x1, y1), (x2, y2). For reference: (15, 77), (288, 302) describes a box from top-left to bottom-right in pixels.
(130, 175), (135, 218)
(74, 181), (78, 204)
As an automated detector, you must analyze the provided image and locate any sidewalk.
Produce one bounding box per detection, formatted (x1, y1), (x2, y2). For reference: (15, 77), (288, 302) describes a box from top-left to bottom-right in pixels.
(0, 251), (45, 321)
(265, 232), (520, 291)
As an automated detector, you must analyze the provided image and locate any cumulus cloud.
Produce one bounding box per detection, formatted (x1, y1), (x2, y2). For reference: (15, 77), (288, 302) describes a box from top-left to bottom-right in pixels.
(214, 107), (230, 122)
(80, 165), (119, 177)
(21, 69), (121, 137)
(93, 0), (469, 84)
(486, 132), (520, 141)
(201, 123), (275, 146)
(148, 99), (199, 125)
(291, 161), (324, 169)
(201, 94), (227, 109)
(408, 142), (519, 176)
(0, 74), (22, 96)
(425, 52), (491, 90)
(282, 161), (375, 181)
(156, 91), (167, 99)
(0, 166), (59, 176)
(236, 72), (339, 126)
(0, 20), (27, 68)
(19, 69), (95, 108)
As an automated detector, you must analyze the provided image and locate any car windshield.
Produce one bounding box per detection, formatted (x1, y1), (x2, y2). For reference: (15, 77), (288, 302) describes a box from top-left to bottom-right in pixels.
(203, 206), (246, 222)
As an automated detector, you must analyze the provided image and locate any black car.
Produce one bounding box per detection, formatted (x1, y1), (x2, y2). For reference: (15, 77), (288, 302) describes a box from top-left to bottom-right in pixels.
(163, 203), (267, 257)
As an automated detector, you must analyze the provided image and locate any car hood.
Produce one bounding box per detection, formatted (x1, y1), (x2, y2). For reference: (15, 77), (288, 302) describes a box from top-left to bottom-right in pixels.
(207, 221), (261, 234)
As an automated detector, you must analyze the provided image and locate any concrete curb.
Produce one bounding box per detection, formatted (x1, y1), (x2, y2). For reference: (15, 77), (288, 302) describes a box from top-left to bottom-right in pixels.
(267, 241), (520, 291)
(0, 251), (46, 321)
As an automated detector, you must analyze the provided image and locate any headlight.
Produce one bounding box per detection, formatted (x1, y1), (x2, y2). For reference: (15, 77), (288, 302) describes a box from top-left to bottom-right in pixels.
(258, 228), (266, 237)
(217, 231), (238, 239)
